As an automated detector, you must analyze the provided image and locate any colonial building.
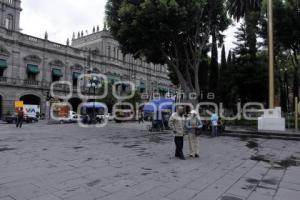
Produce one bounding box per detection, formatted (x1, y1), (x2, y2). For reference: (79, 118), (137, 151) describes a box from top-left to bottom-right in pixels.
(0, 0), (174, 119)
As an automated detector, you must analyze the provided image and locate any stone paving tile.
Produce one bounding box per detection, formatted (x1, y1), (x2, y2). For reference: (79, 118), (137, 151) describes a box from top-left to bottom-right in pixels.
(253, 187), (276, 197)
(224, 178), (256, 198)
(217, 193), (246, 200)
(101, 179), (137, 193)
(136, 185), (174, 199)
(190, 175), (238, 200)
(274, 188), (300, 200)
(247, 192), (273, 200)
(62, 187), (110, 200)
(165, 188), (198, 200)
(96, 180), (160, 200)
(1, 183), (45, 200)
(30, 194), (62, 200)
(0, 196), (15, 200)
(243, 162), (269, 180)
(282, 167), (300, 185)
(53, 185), (86, 199)
(279, 181), (300, 191)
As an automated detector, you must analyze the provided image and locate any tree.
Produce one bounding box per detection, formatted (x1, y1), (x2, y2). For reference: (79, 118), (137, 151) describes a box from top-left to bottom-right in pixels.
(97, 83), (142, 112)
(106, 0), (230, 103)
(219, 45), (228, 104)
(274, 0), (300, 102)
(227, 50), (232, 65)
(97, 83), (117, 113)
(233, 21), (268, 103)
(233, 53), (268, 103)
(127, 91), (142, 109)
(228, 0), (262, 59)
(227, 0), (262, 21)
(221, 45), (227, 72)
(208, 0), (230, 99)
(234, 23), (254, 56)
(209, 33), (219, 95)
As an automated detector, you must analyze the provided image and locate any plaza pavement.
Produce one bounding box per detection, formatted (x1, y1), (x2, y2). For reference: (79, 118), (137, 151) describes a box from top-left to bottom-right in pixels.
(0, 122), (300, 200)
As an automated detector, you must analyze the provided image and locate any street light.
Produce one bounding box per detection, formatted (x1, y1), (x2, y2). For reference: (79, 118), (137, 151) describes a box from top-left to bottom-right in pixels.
(87, 76), (102, 124)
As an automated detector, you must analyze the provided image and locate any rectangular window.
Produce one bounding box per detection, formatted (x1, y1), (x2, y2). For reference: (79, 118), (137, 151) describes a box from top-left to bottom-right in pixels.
(107, 46), (111, 58)
(52, 69), (63, 82)
(73, 79), (78, 86)
(52, 75), (60, 82)
(5, 19), (9, 29)
(28, 73), (36, 81)
(5, 15), (13, 30)
(72, 72), (80, 86)
(26, 64), (39, 81)
(0, 69), (4, 77)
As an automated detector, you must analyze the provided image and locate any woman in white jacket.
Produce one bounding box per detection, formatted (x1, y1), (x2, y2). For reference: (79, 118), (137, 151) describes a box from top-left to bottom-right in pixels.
(186, 110), (203, 158)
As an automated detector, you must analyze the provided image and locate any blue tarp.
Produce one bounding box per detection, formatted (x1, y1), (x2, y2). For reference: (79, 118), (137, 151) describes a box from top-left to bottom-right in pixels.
(82, 102), (106, 109)
(143, 97), (175, 113)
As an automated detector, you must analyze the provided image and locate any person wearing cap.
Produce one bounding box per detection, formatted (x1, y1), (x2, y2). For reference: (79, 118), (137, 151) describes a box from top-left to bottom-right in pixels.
(186, 110), (203, 158)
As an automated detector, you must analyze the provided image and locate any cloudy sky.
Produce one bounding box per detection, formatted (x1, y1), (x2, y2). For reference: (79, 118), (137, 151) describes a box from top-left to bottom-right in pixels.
(20, 0), (107, 44)
(20, 0), (237, 52)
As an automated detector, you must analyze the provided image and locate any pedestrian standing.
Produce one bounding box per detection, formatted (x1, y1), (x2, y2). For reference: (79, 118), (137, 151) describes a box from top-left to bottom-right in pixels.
(138, 111), (144, 123)
(186, 110), (203, 158)
(169, 106), (186, 160)
(211, 111), (219, 137)
(16, 107), (24, 128)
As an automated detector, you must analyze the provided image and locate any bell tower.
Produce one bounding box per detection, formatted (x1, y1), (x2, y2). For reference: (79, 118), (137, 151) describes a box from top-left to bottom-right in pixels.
(0, 0), (22, 31)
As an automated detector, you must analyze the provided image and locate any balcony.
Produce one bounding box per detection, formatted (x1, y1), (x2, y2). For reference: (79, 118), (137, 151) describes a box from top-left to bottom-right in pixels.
(24, 79), (39, 86)
(0, 76), (7, 82)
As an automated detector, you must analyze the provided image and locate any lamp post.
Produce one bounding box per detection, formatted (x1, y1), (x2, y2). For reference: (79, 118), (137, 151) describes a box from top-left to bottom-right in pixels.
(87, 76), (102, 124)
(268, 0), (275, 109)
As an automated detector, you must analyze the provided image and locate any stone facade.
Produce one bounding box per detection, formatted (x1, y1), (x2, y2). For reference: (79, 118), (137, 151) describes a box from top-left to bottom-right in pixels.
(0, 0), (174, 119)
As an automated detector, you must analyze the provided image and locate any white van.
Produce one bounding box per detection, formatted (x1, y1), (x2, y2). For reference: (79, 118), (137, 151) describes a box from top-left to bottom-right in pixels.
(60, 111), (80, 123)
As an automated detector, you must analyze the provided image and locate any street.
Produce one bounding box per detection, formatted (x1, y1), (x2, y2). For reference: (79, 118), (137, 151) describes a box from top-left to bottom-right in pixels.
(1, 122), (300, 200)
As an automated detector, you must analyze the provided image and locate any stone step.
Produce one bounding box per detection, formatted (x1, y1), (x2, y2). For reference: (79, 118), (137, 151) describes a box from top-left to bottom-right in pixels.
(225, 128), (300, 138)
(223, 132), (300, 141)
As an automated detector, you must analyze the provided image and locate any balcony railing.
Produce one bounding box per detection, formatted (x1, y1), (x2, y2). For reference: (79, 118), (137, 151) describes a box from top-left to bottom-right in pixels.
(24, 79), (39, 86)
(0, 78), (86, 93)
(0, 76), (7, 82)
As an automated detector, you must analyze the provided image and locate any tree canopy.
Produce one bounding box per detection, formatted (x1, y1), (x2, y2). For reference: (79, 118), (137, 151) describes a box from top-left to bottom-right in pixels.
(106, 0), (300, 112)
(106, 0), (230, 99)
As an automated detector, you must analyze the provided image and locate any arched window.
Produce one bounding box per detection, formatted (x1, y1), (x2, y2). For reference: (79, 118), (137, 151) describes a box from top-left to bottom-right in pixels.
(5, 15), (14, 30)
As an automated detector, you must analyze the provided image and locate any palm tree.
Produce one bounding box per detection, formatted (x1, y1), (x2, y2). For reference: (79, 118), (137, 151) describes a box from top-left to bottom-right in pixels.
(227, 0), (263, 58)
(227, 0), (262, 21)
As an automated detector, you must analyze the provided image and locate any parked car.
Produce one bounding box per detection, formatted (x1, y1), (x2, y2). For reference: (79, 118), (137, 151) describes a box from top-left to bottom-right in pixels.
(4, 115), (17, 124)
(5, 114), (38, 124)
(107, 113), (114, 121)
(97, 113), (114, 122)
(24, 115), (39, 123)
(59, 111), (81, 123)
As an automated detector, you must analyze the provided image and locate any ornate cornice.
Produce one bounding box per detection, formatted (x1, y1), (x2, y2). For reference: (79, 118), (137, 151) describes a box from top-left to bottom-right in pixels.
(23, 54), (42, 64)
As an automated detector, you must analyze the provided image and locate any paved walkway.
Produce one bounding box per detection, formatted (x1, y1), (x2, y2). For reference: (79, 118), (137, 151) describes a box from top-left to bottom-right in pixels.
(0, 122), (300, 200)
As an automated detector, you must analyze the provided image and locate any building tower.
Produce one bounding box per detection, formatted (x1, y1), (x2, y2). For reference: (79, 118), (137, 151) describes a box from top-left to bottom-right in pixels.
(0, 0), (21, 31)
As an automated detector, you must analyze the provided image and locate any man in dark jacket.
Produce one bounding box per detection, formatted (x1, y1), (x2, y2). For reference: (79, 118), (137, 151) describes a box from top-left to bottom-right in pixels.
(16, 108), (24, 128)
(169, 106), (186, 160)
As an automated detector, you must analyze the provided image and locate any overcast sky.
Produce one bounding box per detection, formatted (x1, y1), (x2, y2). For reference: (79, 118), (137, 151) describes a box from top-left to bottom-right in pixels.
(20, 0), (237, 53)
(20, 0), (107, 44)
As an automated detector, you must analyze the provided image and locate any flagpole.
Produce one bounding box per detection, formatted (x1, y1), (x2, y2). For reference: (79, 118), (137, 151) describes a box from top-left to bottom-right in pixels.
(268, 0), (274, 109)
